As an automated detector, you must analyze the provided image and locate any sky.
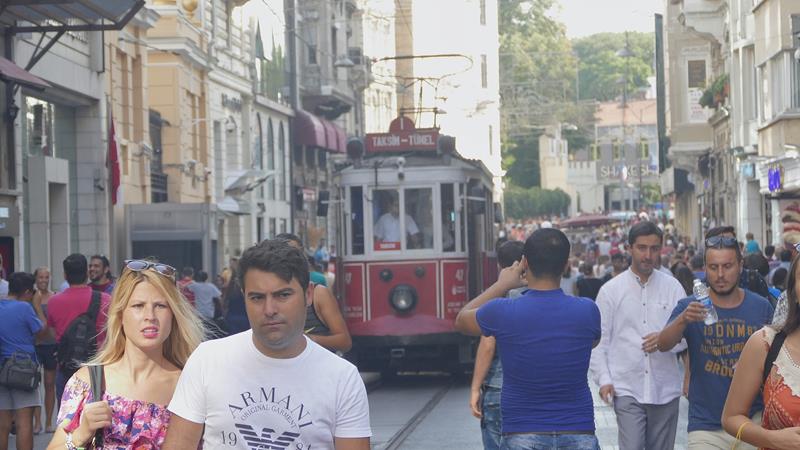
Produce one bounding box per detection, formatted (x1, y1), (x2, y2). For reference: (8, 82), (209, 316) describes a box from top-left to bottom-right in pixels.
(551, 0), (664, 38)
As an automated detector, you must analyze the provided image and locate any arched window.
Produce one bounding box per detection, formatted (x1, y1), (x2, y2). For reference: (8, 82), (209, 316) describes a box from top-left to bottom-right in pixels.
(278, 123), (286, 201)
(267, 119), (275, 200)
(255, 114), (263, 170)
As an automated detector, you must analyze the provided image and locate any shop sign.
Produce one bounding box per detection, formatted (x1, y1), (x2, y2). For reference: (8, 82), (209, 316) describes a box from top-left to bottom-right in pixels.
(769, 166), (783, 192)
(302, 188), (316, 202)
(221, 93), (242, 112)
(599, 163), (657, 180)
(365, 129), (439, 153)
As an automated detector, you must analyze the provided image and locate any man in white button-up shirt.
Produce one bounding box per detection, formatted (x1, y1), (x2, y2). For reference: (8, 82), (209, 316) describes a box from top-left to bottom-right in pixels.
(590, 221), (687, 450)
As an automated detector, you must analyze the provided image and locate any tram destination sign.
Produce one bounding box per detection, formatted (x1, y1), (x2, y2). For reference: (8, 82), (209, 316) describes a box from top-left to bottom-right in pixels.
(365, 129), (439, 153)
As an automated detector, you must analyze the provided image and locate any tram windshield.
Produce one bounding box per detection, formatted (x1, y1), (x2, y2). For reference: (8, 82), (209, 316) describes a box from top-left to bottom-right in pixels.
(348, 183), (467, 255)
(372, 188), (433, 251)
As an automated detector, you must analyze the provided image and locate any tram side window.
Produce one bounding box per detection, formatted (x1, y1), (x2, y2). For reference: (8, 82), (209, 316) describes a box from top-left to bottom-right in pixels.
(351, 186), (364, 255)
(441, 183), (456, 252)
(404, 188), (434, 250)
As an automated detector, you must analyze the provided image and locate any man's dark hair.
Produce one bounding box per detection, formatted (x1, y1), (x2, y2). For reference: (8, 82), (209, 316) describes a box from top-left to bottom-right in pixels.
(275, 233), (302, 246)
(194, 270), (208, 282)
(90, 255), (109, 268)
(182, 266), (194, 278)
(765, 245), (775, 258)
(773, 267), (789, 290)
(90, 254), (113, 280)
(705, 225), (736, 240)
(8, 271), (35, 296)
(781, 249), (793, 262)
(744, 253), (770, 277)
(611, 253), (625, 262)
(689, 254), (705, 271)
(238, 239), (310, 292)
(497, 240), (524, 269)
(523, 228), (570, 279)
(627, 221), (663, 246)
(63, 253), (88, 285)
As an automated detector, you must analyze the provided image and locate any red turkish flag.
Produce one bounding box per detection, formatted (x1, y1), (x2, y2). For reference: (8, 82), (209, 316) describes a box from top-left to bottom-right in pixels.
(108, 114), (121, 205)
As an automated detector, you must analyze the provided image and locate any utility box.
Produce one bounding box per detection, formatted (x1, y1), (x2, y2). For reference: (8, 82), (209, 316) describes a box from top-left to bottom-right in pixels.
(126, 203), (219, 277)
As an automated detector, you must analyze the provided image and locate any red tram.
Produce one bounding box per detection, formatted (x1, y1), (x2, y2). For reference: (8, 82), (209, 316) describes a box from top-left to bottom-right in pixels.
(336, 118), (498, 373)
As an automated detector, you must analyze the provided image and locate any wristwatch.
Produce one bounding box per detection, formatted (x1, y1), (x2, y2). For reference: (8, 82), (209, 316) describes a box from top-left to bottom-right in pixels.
(64, 432), (78, 450)
(64, 432), (87, 450)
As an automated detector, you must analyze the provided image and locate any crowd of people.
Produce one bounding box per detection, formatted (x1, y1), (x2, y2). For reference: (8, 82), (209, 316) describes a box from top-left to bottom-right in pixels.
(458, 221), (800, 450)
(0, 235), (362, 450)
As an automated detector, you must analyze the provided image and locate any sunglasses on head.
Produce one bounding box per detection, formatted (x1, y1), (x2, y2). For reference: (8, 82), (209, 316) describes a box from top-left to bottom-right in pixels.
(705, 236), (738, 249)
(124, 259), (176, 278)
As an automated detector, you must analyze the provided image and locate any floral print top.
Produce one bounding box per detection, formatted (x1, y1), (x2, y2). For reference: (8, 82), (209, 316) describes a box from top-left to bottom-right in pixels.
(57, 374), (171, 449)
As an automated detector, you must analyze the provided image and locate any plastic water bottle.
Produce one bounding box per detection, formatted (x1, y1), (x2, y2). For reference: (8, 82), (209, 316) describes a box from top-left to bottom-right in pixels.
(693, 279), (718, 325)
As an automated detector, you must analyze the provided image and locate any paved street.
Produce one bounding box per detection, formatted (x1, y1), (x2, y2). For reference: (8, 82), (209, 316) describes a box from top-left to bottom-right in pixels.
(368, 374), (690, 450)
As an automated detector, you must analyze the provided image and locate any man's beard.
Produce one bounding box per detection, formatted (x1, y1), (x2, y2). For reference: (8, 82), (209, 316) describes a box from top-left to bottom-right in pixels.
(710, 283), (738, 297)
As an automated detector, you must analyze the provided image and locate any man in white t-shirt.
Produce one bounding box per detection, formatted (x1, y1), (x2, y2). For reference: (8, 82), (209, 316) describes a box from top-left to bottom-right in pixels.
(186, 269), (222, 320)
(163, 239), (371, 450)
(373, 197), (420, 248)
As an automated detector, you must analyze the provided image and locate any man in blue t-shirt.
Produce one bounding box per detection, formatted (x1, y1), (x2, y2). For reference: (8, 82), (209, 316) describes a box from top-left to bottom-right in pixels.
(456, 228), (601, 450)
(658, 233), (774, 450)
(0, 271), (46, 450)
(469, 240), (526, 450)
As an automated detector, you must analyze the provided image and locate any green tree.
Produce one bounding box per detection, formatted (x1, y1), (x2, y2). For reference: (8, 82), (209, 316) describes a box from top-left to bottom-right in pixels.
(573, 32), (654, 102)
(504, 185), (571, 219)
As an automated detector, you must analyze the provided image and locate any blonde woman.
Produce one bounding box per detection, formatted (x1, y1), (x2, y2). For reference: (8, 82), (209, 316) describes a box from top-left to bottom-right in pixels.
(46, 260), (205, 449)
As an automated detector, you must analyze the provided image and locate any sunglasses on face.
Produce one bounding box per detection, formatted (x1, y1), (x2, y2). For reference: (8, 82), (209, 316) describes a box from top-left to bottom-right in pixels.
(705, 236), (738, 249)
(124, 259), (176, 278)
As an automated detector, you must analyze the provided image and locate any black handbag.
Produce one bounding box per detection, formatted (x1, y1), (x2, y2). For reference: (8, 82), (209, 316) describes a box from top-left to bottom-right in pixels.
(0, 351), (41, 391)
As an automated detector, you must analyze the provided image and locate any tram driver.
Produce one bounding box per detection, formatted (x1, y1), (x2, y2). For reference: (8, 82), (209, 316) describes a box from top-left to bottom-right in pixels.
(374, 196), (422, 249)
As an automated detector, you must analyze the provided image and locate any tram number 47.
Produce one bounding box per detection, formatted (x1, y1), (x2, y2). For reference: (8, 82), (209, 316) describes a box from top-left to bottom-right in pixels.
(455, 269), (465, 282)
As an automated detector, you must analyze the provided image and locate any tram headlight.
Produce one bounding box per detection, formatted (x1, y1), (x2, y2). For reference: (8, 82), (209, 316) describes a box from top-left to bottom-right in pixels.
(389, 284), (418, 314)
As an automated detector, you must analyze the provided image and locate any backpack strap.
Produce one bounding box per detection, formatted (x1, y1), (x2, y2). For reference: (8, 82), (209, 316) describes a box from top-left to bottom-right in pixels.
(87, 289), (101, 323)
(88, 364), (105, 447)
(763, 330), (787, 386)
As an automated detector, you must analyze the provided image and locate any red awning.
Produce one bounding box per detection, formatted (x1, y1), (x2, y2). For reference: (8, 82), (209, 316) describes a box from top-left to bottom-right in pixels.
(295, 109), (326, 148)
(0, 57), (49, 90)
(321, 119), (338, 152)
(294, 109), (346, 153)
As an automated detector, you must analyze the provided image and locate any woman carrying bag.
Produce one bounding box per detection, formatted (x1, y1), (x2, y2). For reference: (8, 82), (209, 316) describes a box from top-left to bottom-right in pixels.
(46, 260), (205, 449)
(722, 253), (800, 449)
(0, 272), (46, 450)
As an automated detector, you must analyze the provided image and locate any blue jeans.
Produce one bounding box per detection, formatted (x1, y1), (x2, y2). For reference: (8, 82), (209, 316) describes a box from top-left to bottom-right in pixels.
(481, 387), (502, 450)
(501, 433), (599, 450)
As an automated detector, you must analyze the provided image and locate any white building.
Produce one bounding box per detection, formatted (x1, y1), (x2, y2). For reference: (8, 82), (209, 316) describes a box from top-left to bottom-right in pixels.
(394, 0), (503, 200)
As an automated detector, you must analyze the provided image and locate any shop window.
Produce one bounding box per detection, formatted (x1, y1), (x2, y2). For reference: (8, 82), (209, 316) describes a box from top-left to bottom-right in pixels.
(306, 147), (316, 168)
(639, 138), (649, 159)
(612, 139), (621, 160)
(318, 148), (327, 167)
(441, 183), (456, 252)
(269, 218), (276, 239)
